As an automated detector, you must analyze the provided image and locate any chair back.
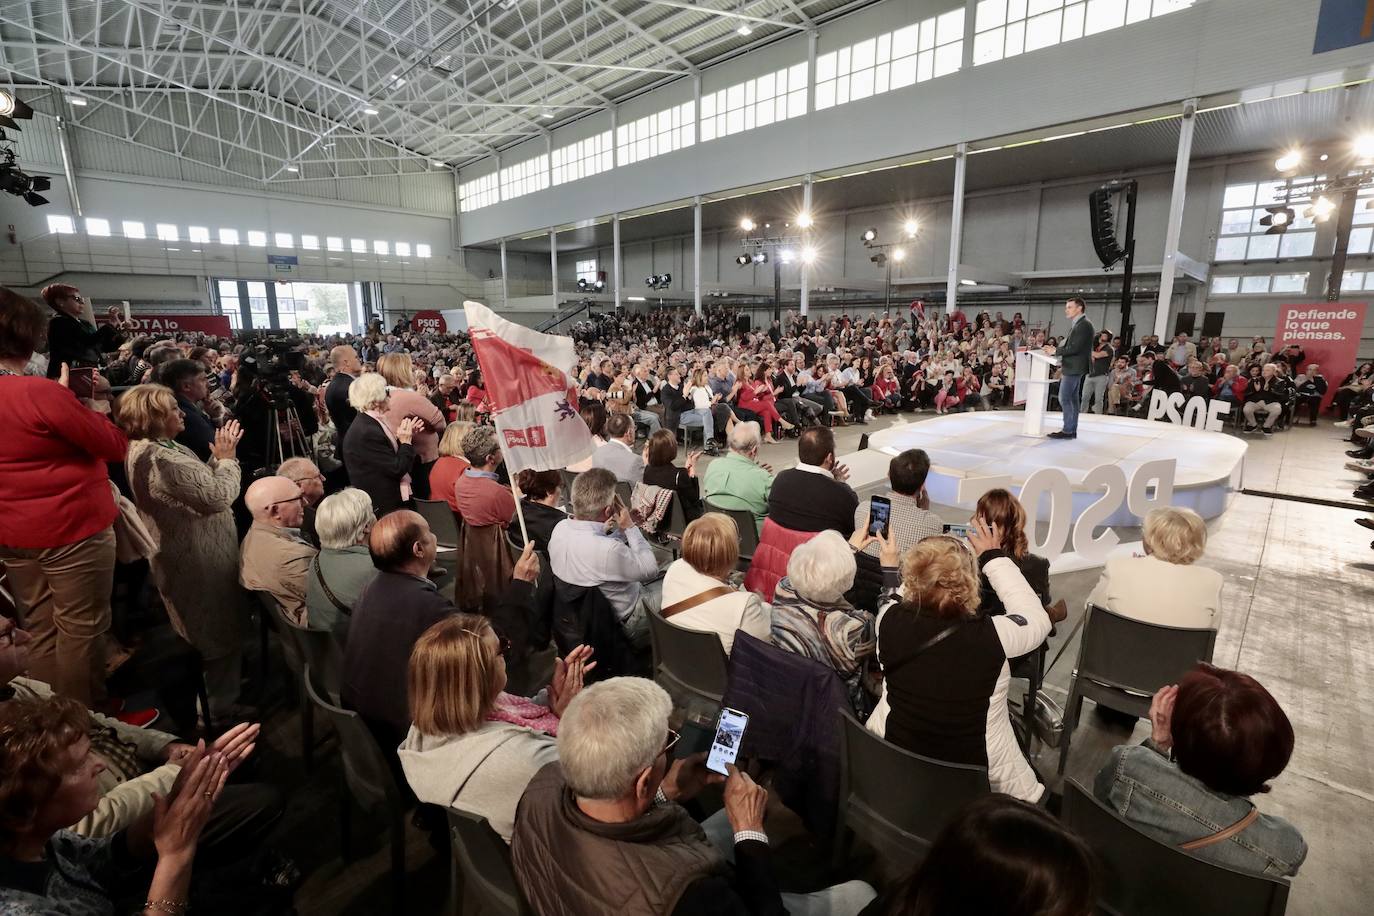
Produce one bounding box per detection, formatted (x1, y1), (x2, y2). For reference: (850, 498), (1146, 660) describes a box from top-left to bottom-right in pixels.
(663, 492), (689, 542)
(1061, 780), (1290, 916)
(703, 500), (759, 562)
(1077, 605), (1217, 716)
(836, 708), (989, 876)
(304, 673), (406, 818)
(296, 625), (345, 704)
(256, 592), (305, 677)
(551, 576), (650, 681)
(447, 809), (533, 916)
(559, 470), (580, 506)
(647, 610), (729, 705)
(414, 497), (461, 549)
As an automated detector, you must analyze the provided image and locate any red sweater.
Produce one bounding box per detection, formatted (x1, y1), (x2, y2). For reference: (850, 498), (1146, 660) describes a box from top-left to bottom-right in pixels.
(0, 376), (128, 548)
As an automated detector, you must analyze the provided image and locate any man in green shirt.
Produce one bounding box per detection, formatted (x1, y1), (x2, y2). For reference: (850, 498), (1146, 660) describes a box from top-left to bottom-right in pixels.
(702, 421), (774, 534)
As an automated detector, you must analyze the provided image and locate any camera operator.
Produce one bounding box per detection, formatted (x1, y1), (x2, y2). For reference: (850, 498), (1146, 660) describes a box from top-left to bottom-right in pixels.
(228, 346), (318, 483)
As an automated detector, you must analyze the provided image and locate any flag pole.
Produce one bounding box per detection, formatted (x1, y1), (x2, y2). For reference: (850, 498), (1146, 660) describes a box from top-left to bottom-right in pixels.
(510, 475), (531, 547)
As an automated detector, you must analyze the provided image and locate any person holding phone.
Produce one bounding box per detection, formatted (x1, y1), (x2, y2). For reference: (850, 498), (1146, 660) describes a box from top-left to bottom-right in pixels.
(39, 283), (133, 381)
(866, 517), (1053, 804)
(511, 678), (877, 916)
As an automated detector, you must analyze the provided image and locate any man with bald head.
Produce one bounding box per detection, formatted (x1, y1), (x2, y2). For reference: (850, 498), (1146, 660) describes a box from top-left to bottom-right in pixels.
(239, 475), (318, 626)
(277, 456), (326, 547)
(324, 345), (362, 454)
(341, 510), (539, 742)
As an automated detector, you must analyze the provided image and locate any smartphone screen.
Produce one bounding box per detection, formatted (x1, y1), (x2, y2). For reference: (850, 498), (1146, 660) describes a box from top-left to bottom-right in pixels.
(942, 522), (972, 539)
(868, 495), (892, 538)
(706, 707), (749, 776)
(69, 367), (97, 399)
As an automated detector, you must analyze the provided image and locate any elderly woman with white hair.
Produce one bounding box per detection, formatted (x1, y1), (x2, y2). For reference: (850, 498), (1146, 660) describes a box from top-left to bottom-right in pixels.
(304, 487), (378, 640)
(770, 530), (878, 714)
(341, 371), (423, 515)
(1086, 506), (1222, 629)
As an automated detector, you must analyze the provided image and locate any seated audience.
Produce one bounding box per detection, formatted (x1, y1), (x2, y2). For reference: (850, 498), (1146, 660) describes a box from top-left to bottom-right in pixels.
(548, 469), (663, 647)
(1095, 664), (1305, 876)
(454, 426), (516, 528)
(304, 487), (378, 640)
(566, 402), (607, 473)
(398, 615), (592, 842)
(1294, 364), (1327, 426)
(510, 677), (877, 915)
(0, 694), (228, 914)
(277, 456), (326, 548)
(507, 469), (567, 551)
(772, 530), (877, 713)
(427, 420), (474, 513)
(1210, 364), (1247, 416)
(767, 427), (859, 537)
(867, 794), (1096, 916)
(867, 520), (1051, 802)
(120, 385), (249, 717)
(642, 429), (704, 523)
(0, 287), (128, 706)
(974, 489), (1051, 615)
(239, 475), (318, 627)
(591, 413), (646, 484)
(341, 371), (421, 515)
(661, 514), (771, 653)
(343, 510), (538, 744)
(853, 448), (942, 559)
(1086, 506), (1222, 629)
(701, 421), (774, 533)
(1242, 363), (1283, 435)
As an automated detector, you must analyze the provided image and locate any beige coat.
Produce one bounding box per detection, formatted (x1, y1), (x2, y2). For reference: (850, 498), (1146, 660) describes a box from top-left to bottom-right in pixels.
(126, 439), (247, 661)
(1085, 555), (1223, 629)
(240, 521), (317, 627)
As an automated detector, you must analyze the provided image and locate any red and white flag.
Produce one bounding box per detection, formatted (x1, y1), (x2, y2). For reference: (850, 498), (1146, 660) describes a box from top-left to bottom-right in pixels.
(463, 301), (594, 475)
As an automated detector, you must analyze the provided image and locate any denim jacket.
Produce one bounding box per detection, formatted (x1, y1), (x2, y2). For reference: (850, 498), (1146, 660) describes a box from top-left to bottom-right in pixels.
(1093, 739), (1307, 877)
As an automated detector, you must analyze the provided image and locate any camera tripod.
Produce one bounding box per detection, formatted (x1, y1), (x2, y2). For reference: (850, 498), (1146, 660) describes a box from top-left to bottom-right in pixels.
(255, 393), (313, 479)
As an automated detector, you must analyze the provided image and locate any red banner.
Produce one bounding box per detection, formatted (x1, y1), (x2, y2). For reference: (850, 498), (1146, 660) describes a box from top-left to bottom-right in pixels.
(98, 315), (233, 336)
(411, 310), (447, 335)
(1274, 302), (1367, 409)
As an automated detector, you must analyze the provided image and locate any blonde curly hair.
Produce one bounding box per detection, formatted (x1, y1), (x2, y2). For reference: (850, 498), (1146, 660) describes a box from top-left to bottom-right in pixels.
(900, 536), (980, 619)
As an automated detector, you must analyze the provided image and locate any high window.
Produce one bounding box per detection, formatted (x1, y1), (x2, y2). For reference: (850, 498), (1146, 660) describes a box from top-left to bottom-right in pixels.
(122, 221), (147, 239)
(188, 226), (210, 243)
(47, 215), (75, 234)
(499, 154), (550, 201)
(616, 102), (695, 166)
(156, 223), (179, 241)
(460, 172), (500, 212)
(701, 63), (808, 142)
(1209, 272), (1309, 295)
(815, 10), (965, 112)
(974, 0), (1195, 66)
(576, 259), (598, 283)
(1214, 178), (1318, 261)
(552, 132), (613, 185)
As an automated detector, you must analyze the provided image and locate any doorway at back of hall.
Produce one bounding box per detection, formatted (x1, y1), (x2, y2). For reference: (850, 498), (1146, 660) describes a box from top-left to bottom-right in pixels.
(212, 279), (353, 334)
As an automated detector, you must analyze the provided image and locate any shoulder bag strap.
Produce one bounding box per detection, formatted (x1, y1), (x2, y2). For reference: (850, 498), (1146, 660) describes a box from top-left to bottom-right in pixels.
(661, 585), (735, 619)
(1179, 808), (1260, 852)
(312, 556), (352, 616)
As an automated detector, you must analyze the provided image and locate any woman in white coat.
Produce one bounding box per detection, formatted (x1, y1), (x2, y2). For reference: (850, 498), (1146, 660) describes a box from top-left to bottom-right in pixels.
(1086, 506), (1222, 630)
(660, 513), (771, 653)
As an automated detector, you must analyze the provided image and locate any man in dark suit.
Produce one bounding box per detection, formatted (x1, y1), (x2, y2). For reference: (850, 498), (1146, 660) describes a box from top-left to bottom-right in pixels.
(766, 427), (859, 537)
(324, 345), (361, 446)
(159, 358), (217, 461)
(1044, 297), (1094, 440)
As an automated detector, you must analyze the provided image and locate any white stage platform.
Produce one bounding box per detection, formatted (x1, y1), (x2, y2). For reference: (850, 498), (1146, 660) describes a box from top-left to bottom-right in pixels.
(860, 412), (1247, 526)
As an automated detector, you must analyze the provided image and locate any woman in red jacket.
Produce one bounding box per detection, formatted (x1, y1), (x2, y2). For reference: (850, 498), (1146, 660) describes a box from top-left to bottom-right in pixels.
(0, 288), (128, 705)
(738, 363), (793, 444)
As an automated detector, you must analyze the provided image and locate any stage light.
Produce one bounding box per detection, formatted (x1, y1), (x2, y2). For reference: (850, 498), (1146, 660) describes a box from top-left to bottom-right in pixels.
(1260, 206), (1295, 234)
(801, 246), (817, 264)
(661, 273), (671, 285)
(737, 24), (753, 36)
(870, 253), (886, 266)
(1274, 149), (1302, 172)
(0, 90), (33, 121)
(903, 219), (919, 237)
(594, 279), (605, 291)
(1310, 196), (1336, 221)
(577, 278), (590, 292)
(861, 227), (877, 242)
(0, 148), (50, 207)
(1319, 153), (1329, 161)
(891, 248), (906, 262)
(1355, 133), (1374, 161)
(644, 276), (654, 287)
(735, 253), (752, 266)
(752, 251), (768, 264)
(796, 212), (813, 229)
(740, 218), (755, 232)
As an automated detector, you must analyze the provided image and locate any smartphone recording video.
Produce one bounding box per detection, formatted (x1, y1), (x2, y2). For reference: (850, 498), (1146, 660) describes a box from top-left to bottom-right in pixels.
(706, 707), (749, 776)
(942, 522), (973, 539)
(868, 495), (892, 539)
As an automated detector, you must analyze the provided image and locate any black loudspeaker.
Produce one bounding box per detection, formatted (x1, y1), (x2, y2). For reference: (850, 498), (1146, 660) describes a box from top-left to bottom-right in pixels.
(1089, 187), (1126, 269)
(737, 315), (751, 333)
(1174, 312), (1197, 337)
(1201, 311), (1225, 339)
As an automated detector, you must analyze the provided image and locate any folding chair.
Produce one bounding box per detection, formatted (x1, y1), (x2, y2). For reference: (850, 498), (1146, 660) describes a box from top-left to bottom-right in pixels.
(447, 809), (534, 916)
(703, 500), (759, 565)
(647, 610), (729, 708)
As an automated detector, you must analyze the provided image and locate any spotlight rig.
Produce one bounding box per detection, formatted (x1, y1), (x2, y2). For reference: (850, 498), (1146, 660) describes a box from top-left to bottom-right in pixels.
(645, 273), (671, 290)
(575, 277), (606, 293)
(0, 90), (50, 207)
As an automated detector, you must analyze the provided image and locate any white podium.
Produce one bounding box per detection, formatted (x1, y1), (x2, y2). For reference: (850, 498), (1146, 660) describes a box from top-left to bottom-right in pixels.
(1013, 349), (1059, 438)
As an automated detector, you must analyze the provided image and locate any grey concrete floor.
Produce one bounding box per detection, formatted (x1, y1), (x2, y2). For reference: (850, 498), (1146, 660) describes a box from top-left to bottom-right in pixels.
(275, 409), (1372, 915)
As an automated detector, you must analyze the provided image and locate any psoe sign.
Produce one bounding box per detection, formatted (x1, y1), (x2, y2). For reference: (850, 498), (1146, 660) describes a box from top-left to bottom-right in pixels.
(411, 310), (447, 335)
(1146, 389), (1229, 432)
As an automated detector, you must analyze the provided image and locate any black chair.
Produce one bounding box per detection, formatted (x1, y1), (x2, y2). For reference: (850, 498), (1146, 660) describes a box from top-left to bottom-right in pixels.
(1058, 605), (1217, 775)
(661, 493), (689, 557)
(647, 610), (729, 707)
(304, 673), (411, 912)
(295, 624), (345, 705)
(833, 708), (990, 879)
(413, 497), (462, 561)
(1061, 779), (1290, 916)
(551, 575), (650, 681)
(703, 500), (759, 565)
(678, 418), (706, 451)
(447, 809), (534, 916)
(256, 592), (320, 769)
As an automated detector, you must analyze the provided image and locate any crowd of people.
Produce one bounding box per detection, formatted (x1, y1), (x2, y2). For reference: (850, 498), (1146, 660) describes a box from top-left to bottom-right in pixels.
(0, 279), (1341, 914)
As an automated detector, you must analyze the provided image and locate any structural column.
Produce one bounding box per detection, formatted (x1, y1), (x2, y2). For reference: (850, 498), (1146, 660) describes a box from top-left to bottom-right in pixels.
(499, 239), (509, 309)
(1154, 98), (1198, 338)
(549, 230), (558, 300)
(800, 177), (813, 317)
(613, 214), (623, 311)
(945, 142), (967, 315)
(693, 197), (703, 316)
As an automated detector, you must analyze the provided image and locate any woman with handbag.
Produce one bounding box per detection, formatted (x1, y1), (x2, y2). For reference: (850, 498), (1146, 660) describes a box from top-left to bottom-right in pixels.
(304, 488), (378, 643)
(660, 514), (770, 653)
